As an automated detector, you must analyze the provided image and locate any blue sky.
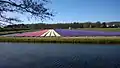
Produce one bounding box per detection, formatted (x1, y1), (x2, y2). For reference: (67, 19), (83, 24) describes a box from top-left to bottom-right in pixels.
(9, 0), (120, 24)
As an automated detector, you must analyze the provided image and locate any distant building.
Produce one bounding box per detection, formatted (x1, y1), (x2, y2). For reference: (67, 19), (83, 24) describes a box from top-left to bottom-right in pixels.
(106, 25), (109, 27)
(69, 27), (72, 30)
(112, 24), (115, 26)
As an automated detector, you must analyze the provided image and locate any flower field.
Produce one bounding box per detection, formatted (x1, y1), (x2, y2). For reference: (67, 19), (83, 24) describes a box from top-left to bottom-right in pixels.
(55, 29), (120, 36)
(2, 29), (120, 37)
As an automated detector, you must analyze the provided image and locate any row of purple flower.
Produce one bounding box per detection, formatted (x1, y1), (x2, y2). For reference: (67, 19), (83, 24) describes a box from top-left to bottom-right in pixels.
(55, 29), (120, 36)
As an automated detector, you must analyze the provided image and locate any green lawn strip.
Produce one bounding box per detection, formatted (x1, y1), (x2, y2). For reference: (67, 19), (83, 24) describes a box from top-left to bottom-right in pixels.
(0, 37), (120, 44)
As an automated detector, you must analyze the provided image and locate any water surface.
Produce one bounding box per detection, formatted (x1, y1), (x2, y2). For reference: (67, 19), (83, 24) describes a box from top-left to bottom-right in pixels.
(0, 43), (120, 68)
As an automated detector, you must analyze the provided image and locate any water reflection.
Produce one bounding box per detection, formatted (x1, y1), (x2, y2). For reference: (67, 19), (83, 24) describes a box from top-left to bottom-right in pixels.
(0, 43), (120, 68)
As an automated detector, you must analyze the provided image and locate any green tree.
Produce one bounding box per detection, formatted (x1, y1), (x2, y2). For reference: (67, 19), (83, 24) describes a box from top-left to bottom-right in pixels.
(95, 21), (101, 28)
(101, 22), (107, 28)
(83, 22), (91, 28)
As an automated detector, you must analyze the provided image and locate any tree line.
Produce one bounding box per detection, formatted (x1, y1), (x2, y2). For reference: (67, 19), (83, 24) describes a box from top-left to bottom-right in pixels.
(2, 21), (120, 30)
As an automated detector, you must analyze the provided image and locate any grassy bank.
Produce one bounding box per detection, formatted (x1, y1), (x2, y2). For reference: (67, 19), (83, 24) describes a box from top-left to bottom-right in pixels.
(0, 37), (120, 44)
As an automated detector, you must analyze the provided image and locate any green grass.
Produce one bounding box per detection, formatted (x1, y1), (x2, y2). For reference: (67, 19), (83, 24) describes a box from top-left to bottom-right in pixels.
(0, 30), (31, 35)
(0, 37), (120, 44)
(77, 28), (120, 32)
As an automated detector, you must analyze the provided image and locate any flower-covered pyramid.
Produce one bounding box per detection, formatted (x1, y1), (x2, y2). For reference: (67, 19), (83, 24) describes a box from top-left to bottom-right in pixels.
(41, 29), (60, 37)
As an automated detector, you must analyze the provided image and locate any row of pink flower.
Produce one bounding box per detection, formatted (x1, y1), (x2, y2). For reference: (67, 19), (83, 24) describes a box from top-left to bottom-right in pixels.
(16, 30), (48, 37)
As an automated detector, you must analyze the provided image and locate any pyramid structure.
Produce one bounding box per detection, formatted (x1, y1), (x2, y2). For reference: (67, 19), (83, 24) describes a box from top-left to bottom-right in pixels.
(41, 29), (60, 37)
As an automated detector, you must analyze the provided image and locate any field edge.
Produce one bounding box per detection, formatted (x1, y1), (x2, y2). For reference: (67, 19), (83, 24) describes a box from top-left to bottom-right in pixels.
(0, 36), (120, 44)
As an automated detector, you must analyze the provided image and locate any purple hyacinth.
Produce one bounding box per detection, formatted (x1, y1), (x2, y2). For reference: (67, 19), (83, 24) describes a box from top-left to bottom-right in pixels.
(55, 29), (120, 36)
